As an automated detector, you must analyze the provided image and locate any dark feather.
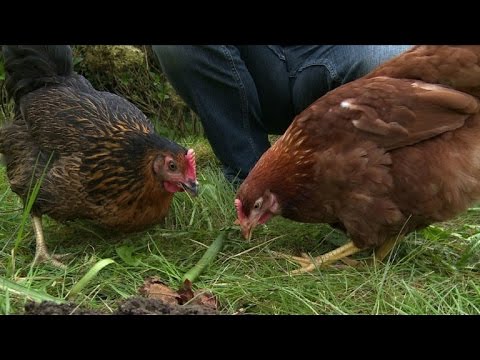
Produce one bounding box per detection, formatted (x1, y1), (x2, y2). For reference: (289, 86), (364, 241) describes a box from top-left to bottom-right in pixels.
(0, 45), (193, 233)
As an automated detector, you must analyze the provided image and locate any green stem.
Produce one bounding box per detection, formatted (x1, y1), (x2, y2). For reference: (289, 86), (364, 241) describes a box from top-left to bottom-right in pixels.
(182, 230), (228, 283)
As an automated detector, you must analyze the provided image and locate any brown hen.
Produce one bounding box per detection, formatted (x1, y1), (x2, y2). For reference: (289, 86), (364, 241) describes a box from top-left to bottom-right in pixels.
(234, 45), (480, 273)
(0, 45), (198, 267)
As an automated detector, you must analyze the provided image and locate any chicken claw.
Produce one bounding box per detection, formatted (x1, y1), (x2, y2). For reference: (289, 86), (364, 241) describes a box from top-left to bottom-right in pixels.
(272, 241), (363, 274)
(32, 215), (68, 269)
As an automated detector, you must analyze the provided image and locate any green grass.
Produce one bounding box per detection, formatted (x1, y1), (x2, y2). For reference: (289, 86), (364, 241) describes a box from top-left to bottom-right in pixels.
(1, 134), (479, 315)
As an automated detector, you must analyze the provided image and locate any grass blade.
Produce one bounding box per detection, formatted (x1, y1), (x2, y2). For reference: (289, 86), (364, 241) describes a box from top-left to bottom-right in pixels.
(0, 276), (66, 304)
(456, 232), (480, 268)
(15, 153), (54, 249)
(68, 259), (115, 299)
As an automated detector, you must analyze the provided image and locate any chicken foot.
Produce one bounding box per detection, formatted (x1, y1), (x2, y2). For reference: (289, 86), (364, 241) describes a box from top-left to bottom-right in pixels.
(274, 236), (403, 273)
(369, 236), (402, 264)
(32, 215), (68, 269)
(273, 241), (363, 274)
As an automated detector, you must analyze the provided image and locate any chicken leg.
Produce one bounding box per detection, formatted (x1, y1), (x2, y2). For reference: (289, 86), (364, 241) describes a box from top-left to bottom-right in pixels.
(276, 237), (402, 273)
(273, 241), (363, 274)
(32, 215), (67, 269)
(370, 236), (402, 264)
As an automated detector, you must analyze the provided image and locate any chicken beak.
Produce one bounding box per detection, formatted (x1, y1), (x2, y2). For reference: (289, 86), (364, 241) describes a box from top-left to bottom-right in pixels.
(181, 180), (199, 196)
(239, 221), (254, 241)
(243, 227), (253, 241)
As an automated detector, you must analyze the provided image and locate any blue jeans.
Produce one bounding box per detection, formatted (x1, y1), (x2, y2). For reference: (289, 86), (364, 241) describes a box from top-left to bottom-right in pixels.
(152, 45), (412, 183)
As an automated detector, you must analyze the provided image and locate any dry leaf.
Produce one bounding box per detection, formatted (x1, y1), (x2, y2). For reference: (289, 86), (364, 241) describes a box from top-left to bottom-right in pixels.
(176, 279), (195, 304)
(191, 290), (219, 311)
(177, 280), (219, 310)
(139, 277), (219, 312)
(139, 277), (180, 306)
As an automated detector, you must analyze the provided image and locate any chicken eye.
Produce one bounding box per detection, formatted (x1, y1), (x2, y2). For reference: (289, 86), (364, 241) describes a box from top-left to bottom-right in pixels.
(168, 161), (177, 171)
(253, 199), (262, 209)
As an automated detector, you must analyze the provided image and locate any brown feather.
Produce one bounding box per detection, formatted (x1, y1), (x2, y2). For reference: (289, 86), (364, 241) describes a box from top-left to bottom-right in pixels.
(236, 45), (480, 252)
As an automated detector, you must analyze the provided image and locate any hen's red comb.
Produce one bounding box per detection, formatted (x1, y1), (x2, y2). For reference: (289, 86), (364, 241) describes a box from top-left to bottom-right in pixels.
(185, 149), (196, 180)
(234, 198), (245, 222)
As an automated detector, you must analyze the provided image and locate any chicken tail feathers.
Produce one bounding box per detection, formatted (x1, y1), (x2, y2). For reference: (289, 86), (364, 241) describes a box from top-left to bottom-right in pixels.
(2, 45), (73, 104)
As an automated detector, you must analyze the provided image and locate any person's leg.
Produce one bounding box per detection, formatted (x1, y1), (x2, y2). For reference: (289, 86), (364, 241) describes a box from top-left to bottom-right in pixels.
(152, 45), (288, 183)
(153, 45), (410, 181)
(237, 46), (294, 134)
(287, 45), (412, 114)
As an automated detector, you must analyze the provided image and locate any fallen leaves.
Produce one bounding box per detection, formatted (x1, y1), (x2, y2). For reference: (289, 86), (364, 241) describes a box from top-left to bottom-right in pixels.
(139, 276), (219, 311)
(139, 277), (180, 306)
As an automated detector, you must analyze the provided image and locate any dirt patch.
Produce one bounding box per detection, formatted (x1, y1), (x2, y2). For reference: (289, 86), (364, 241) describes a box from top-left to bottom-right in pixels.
(25, 296), (219, 315)
(24, 276), (221, 315)
(24, 301), (105, 315)
(116, 296), (217, 315)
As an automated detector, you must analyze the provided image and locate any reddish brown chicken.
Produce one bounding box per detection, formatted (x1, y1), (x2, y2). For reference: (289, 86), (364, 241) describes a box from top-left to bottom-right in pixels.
(235, 45), (480, 273)
(0, 46), (198, 267)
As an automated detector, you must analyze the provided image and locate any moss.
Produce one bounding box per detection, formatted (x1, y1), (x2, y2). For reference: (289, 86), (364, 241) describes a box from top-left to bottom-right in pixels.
(80, 45), (145, 74)
(0, 46), (202, 136)
(72, 45), (201, 137)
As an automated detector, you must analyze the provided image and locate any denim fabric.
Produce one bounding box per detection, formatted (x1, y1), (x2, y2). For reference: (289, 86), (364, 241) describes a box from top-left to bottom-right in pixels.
(152, 45), (411, 183)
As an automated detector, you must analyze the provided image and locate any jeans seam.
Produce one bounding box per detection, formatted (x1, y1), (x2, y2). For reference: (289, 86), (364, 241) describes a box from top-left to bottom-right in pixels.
(220, 45), (261, 162)
(293, 59), (341, 83)
(267, 45), (286, 61)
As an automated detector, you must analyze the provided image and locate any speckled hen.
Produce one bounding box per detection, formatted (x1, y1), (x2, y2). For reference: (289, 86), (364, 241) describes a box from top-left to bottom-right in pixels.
(0, 45), (198, 267)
